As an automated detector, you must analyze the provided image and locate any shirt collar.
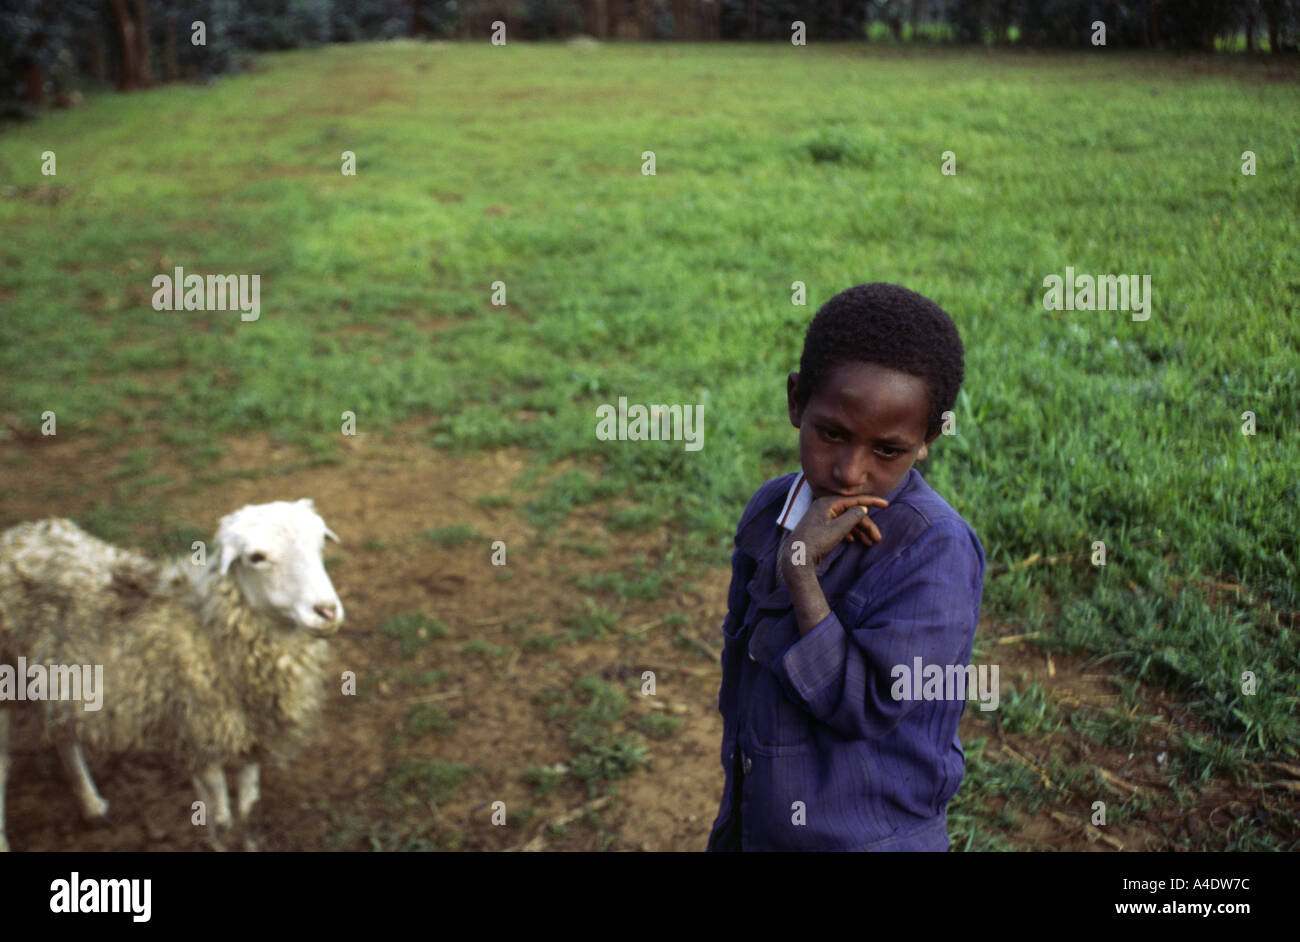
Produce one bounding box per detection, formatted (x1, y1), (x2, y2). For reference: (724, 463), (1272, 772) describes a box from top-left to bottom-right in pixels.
(777, 473), (814, 531)
(777, 469), (917, 531)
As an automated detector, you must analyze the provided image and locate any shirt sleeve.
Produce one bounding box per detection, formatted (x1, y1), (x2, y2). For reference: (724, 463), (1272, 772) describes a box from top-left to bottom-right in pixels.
(769, 518), (984, 742)
(721, 544), (754, 636)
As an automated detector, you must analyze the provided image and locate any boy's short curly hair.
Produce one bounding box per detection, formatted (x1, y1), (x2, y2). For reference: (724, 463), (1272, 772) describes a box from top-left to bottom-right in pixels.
(796, 283), (965, 443)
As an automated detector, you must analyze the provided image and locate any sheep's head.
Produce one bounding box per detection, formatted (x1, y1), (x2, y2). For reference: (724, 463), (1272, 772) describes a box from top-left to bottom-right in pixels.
(214, 498), (344, 636)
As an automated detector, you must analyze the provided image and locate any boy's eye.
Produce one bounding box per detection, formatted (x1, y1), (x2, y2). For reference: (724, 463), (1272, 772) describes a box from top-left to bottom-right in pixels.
(818, 426), (846, 441)
(876, 447), (901, 459)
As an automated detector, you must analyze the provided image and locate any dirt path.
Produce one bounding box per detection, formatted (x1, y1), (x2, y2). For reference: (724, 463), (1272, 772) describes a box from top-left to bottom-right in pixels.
(0, 427), (1289, 850)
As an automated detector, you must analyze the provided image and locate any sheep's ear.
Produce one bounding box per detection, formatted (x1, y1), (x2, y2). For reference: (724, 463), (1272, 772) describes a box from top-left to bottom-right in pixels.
(218, 540), (240, 575)
(298, 498), (317, 511)
(324, 526), (341, 544)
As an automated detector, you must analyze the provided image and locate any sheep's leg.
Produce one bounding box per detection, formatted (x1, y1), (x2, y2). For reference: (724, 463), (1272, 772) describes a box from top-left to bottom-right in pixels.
(192, 765), (233, 850)
(235, 763), (260, 851)
(55, 739), (110, 822)
(236, 763), (260, 820)
(0, 710), (10, 852)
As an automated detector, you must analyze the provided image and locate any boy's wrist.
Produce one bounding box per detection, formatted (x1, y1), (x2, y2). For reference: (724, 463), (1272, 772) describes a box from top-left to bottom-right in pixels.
(783, 559), (819, 590)
(779, 532), (819, 585)
(784, 563), (830, 636)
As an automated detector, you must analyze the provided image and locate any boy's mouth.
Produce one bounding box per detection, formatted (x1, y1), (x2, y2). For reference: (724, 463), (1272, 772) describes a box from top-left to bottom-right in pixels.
(812, 485), (873, 500)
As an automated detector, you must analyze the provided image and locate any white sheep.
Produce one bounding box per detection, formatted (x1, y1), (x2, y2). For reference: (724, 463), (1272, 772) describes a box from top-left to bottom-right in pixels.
(0, 498), (344, 851)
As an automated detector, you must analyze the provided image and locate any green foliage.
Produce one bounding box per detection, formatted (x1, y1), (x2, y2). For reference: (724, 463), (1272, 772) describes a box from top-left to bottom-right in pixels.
(538, 676), (650, 795)
(797, 126), (887, 168)
(569, 737), (650, 792)
(380, 759), (477, 808)
(525, 469), (622, 530)
(2, 0), (1287, 118)
(995, 683), (1061, 737)
(406, 700), (455, 736)
(379, 613), (449, 659)
(459, 639), (509, 658)
(633, 711), (683, 739)
(1, 43), (1295, 774)
(606, 504), (658, 531)
(562, 599), (620, 640)
(421, 524), (479, 548)
(397, 668), (448, 687)
(525, 764), (567, 796)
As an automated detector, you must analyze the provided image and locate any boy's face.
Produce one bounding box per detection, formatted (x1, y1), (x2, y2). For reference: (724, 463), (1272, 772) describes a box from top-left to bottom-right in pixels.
(787, 361), (936, 502)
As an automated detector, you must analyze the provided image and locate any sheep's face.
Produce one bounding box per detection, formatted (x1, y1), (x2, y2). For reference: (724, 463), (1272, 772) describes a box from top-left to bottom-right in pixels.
(215, 499), (344, 636)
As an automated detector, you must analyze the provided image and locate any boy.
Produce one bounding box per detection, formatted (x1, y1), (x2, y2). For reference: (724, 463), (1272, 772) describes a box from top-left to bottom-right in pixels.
(707, 283), (985, 852)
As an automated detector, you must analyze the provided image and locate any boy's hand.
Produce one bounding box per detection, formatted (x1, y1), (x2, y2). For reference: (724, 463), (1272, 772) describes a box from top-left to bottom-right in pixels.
(778, 495), (887, 637)
(779, 495), (887, 584)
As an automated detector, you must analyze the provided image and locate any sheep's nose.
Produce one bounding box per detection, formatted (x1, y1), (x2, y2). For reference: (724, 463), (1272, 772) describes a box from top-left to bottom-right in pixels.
(314, 602), (339, 622)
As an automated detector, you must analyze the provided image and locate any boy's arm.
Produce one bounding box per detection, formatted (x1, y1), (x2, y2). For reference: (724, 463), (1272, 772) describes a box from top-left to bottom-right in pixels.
(785, 559), (834, 638)
(769, 519), (985, 742)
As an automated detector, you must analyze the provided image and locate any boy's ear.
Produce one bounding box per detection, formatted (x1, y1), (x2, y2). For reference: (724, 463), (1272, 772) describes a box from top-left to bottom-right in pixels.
(787, 372), (803, 427)
(916, 431), (941, 463)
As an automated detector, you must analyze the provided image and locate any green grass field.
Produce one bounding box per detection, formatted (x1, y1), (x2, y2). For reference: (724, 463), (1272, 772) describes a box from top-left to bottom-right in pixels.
(2, 41), (1298, 847)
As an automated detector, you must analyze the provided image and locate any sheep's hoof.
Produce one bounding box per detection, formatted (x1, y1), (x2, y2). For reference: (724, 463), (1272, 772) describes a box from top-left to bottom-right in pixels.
(82, 797), (110, 822)
(207, 820), (234, 852)
(0, 835), (9, 853)
(241, 833), (260, 853)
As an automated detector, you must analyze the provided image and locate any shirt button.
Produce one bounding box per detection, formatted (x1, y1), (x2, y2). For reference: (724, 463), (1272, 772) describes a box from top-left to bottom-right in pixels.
(743, 755), (753, 775)
(747, 650), (757, 663)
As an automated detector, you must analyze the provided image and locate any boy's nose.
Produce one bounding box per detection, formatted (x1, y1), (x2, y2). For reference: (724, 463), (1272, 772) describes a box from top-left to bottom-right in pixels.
(834, 453), (871, 491)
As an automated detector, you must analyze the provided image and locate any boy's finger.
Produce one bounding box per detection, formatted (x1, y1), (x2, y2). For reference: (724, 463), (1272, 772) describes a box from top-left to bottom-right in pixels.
(828, 496), (888, 517)
(829, 503), (872, 541)
(854, 519), (882, 544)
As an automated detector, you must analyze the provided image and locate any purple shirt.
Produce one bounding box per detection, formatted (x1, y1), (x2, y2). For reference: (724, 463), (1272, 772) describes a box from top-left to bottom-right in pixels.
(707, 466), (986, 851)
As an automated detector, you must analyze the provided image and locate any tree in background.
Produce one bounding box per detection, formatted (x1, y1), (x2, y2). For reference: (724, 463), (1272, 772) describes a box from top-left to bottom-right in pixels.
(1261, 0), (1298, 50)
(1, 0), (101, 107)
(3, 0), (1296, 117)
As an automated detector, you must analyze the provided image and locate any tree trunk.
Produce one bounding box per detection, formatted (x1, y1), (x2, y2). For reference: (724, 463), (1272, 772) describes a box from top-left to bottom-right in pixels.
(89, 26), (109, 83)
(133, 0), (154, 86)
(455, 0), (470, 39)
(22, 62), (45, 104)
(108, 0), (141, 90)
(1259, 0), (1284, 52)
(164, 1), (179, 82)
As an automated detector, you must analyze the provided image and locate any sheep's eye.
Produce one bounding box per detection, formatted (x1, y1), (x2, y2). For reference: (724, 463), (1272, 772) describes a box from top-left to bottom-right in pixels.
(248, 552), (267, 564)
